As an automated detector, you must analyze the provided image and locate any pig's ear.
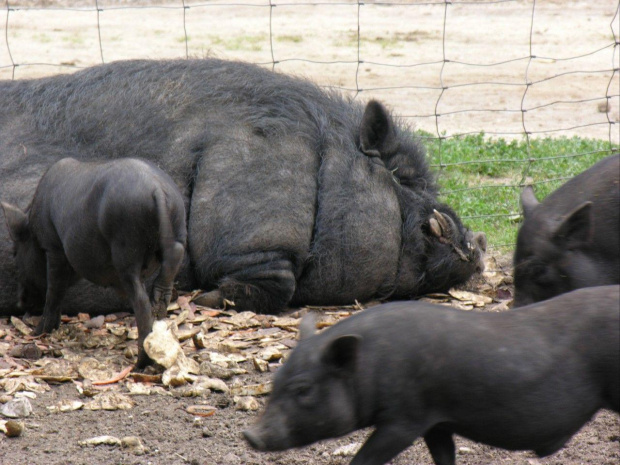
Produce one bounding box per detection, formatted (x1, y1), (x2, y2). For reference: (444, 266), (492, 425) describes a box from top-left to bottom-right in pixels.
(321, 334), (361, 375)
(427, 210), (470, 262)
(520, 186), (539, 218)
(360, 100), (398, 160)
(1, 202), (29, 242)
(552, 201), (593, 249)
(298, 313), (317, 340)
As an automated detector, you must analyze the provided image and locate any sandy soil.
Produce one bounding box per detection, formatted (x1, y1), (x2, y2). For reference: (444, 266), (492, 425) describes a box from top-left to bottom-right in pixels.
(0, 0), (618, 143)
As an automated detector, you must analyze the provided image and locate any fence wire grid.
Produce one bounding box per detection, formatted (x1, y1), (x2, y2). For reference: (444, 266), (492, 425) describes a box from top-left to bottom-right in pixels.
(2, 0), (619, 250)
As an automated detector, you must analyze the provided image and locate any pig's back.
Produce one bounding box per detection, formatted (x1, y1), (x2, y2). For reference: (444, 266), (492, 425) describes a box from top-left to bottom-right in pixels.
(323, 287), (618, 382)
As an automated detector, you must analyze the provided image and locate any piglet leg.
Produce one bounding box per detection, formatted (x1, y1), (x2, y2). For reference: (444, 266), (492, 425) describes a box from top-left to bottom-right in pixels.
(34, 251), (74, 335)
(112, 247), (154, 369)
(151, 241), (185, 320)
(351, 424), (419, 465)
(424, 428), (456, 465)
(122, 274), (153, 369)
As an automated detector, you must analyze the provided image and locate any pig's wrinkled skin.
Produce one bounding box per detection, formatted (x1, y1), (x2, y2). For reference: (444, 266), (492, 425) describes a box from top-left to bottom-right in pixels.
(2, 158), (186, 367)
(0, 59), (485, 317)
(244, 286), (620, 465)
(513, 154), (619, 307)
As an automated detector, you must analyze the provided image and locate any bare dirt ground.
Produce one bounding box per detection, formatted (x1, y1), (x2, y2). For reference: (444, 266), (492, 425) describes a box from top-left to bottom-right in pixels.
(1, 253), (619, 465)
(0, 0), (618, 143)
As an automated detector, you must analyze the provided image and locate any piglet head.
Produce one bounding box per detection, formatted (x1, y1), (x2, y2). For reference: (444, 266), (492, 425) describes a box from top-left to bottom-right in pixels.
(513, 189), (595, 307)
(244, 314), (361, 452)
(1, 202), (47, 310)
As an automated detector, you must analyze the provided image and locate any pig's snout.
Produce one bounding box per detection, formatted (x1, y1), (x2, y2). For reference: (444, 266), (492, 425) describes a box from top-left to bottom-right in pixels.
(243, 427), (267, 451)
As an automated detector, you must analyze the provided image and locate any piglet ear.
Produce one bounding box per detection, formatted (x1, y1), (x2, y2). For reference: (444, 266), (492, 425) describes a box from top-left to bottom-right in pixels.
(552, 201), (593, 250)
(360, 100), (397, 159)
(298, 313), (317, 340)
(1, 202), (29, 242)
(520, 186), (539, 218)
(321, 334), (361, 375)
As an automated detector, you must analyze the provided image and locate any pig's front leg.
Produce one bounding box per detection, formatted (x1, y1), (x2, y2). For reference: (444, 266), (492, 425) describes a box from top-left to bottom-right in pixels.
(351, 423), (419, 465)
(34, 251), (74, 335)
(424, 428), (456, 465)
(192, 250), (297, 313)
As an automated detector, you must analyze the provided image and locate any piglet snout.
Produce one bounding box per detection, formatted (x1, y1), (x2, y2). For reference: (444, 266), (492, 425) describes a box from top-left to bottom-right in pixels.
(243, 428), (267, 451)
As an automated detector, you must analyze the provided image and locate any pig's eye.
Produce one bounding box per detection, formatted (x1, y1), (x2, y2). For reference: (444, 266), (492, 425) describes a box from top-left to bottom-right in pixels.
(395, 166), (418, 187)
(369, 156), (385, 168)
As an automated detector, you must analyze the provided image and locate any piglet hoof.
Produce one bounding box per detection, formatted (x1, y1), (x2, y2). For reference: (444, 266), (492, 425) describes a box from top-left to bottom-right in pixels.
(151, 301), (168, 320)
(193, 289), (223, 309)
(135, 348), (153, 370)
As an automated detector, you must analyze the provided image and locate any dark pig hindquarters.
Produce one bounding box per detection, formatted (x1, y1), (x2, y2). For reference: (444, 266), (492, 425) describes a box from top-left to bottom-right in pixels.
(1, 158), (187, 367)
(0, 59), (485, 316)
(244, 286), (620, 465)
(513, 154), (620, 307)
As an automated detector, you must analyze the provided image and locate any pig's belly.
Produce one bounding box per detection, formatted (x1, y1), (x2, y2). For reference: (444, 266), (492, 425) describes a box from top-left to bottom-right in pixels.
(450, 404), (598, 456)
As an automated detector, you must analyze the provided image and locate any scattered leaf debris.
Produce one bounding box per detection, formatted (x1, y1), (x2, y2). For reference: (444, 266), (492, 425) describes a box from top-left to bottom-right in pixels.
(0, 254), (514, 445)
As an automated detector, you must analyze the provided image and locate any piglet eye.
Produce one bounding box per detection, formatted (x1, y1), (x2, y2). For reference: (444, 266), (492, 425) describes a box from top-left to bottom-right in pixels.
(531, 263), (553, 285)
(294, 384), (312, 397)
(291, 383), (316, 407)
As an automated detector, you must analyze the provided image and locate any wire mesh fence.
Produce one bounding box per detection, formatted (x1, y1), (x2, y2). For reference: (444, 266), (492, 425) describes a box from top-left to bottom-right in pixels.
(2, 0), (619, 250)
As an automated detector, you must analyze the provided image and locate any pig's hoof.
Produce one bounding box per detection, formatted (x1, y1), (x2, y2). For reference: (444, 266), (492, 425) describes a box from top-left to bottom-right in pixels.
(193, 290), (223, 309)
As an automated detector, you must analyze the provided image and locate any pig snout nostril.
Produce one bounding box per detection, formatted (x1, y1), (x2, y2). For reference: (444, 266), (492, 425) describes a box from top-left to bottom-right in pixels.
(243, 429), (266, 451)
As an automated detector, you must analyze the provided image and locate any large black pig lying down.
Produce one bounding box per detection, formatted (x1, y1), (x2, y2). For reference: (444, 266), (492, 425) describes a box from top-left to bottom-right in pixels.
(0, 58), (486, 317)
(1, 158), (186, 367)
(513, 154), (619, 307)
(244, 286), (620, 465)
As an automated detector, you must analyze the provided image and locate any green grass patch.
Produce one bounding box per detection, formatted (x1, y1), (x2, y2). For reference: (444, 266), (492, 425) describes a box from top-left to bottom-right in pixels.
(61, 33), (84, 45)
(33, 33), (52, 44)
(276, 35), (303, 44)
(373, 35), (401, 49)
(208, 34), (266, 52)
(337, 30), (433, 49)
(416, 131), (618, 251)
